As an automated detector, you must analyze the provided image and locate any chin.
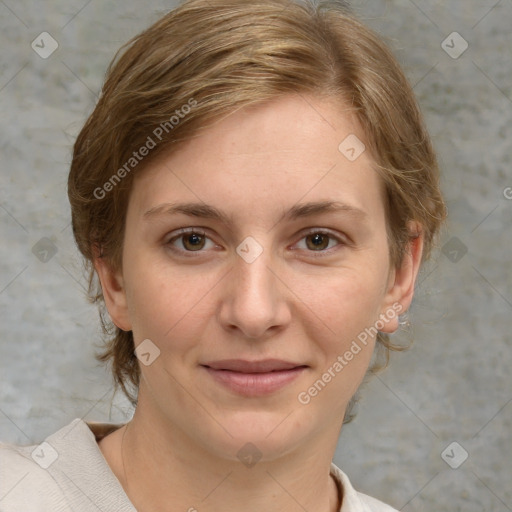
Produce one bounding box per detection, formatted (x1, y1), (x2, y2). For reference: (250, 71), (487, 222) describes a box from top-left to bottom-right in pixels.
(198, 409), (310, 461)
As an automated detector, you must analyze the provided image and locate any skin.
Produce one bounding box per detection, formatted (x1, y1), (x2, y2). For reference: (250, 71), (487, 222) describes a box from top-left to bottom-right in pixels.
(95, 94), (423, 512)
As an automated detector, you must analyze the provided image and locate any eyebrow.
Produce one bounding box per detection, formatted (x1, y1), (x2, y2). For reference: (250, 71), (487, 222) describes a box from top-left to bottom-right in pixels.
(143, 200), (368, 226)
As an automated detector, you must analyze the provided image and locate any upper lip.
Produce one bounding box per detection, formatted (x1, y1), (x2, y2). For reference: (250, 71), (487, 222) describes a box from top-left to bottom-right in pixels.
(201, 359), (307, 373)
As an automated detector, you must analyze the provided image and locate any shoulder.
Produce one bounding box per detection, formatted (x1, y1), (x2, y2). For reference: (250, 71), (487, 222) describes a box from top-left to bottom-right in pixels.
(357, 492), (401, 512)
(0, 438), (70, 511)
(330, 462), (400, 512)
(0, 418), (134, 512)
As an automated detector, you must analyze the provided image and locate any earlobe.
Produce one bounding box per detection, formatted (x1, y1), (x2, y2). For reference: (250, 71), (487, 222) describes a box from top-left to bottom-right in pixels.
(93, 251), (132, 332)
(379, 222), (424, 333)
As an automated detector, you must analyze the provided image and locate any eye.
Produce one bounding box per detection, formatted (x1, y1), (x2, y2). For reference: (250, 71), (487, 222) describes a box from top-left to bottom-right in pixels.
(294, 229), (345, 254)
(165, 228), (347, 257)
(166, 228), (217, 253)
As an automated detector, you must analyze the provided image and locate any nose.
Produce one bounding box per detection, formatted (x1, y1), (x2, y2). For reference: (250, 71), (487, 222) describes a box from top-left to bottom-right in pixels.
(218, 242), (291, 340)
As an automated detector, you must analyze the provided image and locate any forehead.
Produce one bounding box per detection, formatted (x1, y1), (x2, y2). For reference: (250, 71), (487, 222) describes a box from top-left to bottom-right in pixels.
(129, 94), (385, 224)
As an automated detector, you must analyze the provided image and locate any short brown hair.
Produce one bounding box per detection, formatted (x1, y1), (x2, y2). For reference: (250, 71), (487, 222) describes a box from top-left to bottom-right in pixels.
(68, 0), (446, 412)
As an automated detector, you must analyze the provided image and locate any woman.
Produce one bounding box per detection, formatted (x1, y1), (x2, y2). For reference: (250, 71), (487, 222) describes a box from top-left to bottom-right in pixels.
(0, 0), (446, 510)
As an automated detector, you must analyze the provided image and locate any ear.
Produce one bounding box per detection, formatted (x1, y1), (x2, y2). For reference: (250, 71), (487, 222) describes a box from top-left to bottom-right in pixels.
(379, 221), (424, 333)
(93, 248), (132, 332)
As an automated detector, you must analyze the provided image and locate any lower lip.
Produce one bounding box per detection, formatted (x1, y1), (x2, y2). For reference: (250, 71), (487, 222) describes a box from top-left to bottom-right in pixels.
(202, 366), (307, 397)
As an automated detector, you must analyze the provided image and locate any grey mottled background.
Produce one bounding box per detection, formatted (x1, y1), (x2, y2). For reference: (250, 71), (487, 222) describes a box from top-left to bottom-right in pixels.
(0, 1), (511, 510)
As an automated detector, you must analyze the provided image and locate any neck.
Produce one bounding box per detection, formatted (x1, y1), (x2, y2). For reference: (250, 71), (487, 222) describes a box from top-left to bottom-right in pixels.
(101, 399), (343, 512)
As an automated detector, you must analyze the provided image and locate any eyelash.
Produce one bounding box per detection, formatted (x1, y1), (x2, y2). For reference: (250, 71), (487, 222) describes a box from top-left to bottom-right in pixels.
(165, 228), (347, 258)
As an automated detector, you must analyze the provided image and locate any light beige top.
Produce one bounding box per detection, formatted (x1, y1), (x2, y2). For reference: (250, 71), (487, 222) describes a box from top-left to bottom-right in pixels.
(0, 418), (398, 511)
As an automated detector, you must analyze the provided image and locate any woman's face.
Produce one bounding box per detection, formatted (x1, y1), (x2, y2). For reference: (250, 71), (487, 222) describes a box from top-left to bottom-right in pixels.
(100, 94), (418, 461)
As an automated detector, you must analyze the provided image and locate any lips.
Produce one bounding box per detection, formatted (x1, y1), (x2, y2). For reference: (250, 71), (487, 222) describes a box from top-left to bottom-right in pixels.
(201, 359), (307, 373)
(201, 360), (308, 397)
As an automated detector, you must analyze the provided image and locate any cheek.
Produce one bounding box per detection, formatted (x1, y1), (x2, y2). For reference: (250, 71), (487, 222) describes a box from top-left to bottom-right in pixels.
(296, 268), (386, 343)
(294, 268), (386, 392)
(296, 275), (383, 407)
(123, 253), (215, 347)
